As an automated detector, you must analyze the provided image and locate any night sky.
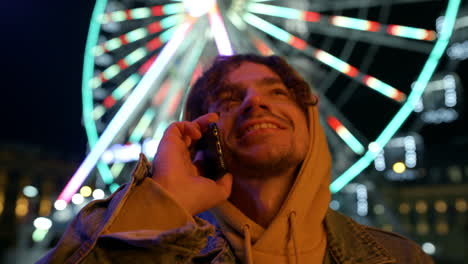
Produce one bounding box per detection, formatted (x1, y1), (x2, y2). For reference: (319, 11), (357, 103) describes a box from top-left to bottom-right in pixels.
(1, 1), (467, 163)
(2, 1), (95, 160)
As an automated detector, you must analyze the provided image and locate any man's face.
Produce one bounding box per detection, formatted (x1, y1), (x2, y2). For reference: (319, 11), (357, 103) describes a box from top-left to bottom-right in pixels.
(210, 62), (310, 176)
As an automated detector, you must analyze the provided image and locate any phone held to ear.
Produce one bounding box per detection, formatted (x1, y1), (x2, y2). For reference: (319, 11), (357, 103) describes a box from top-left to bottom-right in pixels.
(194, 123), (228, 181)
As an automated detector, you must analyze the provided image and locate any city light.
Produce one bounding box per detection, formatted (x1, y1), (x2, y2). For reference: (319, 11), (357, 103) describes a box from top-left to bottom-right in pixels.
(392, 162), (406, 174)
(23, 186), (39, 198)
(93, 189), (105, 200)
(80, 186), (92, 197)
(422, 242), (436, 255)
(72, 194), (85, 205)
(33, 217), (52, 230)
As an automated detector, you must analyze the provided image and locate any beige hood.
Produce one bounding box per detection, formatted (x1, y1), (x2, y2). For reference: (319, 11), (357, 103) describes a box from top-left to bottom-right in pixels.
(211, 105), (332, 263)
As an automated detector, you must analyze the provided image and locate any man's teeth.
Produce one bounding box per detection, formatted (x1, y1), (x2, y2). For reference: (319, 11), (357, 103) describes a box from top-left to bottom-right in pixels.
(245, 123), (279, 133)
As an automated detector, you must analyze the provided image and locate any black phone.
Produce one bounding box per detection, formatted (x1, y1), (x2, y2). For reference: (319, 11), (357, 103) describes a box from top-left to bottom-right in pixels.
(194, 123), (228, 181)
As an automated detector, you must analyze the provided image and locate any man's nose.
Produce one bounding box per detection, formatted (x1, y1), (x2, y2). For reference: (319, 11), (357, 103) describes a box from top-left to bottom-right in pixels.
(239, 91), (269, 115)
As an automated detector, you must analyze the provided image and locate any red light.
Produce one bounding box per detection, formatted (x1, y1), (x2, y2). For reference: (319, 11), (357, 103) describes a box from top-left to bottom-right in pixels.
(147, 22), (162, 34)
(138, 55), (157, 75)
(393, 91), (407, 102)
(119, 35), (129, 45)
(146, 38), (162, 51)
(125, 9), (133, 20)
(103, 96), (116, 108)
(99, 73), (107, 83)
(386, 25), (397, 35)
(117, 59), (128, 70)
(290, 36), (307, 50)
(346, 66), (359, 78)
(368, 21), (380, 32)
(151, 6), (164, 16)
(303, 11), (320, 22)
(327, 116), (342, 131)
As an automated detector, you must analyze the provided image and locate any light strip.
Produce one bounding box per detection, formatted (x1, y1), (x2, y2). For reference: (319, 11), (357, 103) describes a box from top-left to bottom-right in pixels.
(82, 0), (113, 184)
(330, 0), (461, 193)
(247, 3), (436, 41)
(99, 3), (185, 23)
(94, 15), (184, 56)
(208, 3), (234, 55)
(129, 108), (156, 143)
(58, 20), (194, 205)
(327, 116), (365, 155)
(91, 28), (177, 89)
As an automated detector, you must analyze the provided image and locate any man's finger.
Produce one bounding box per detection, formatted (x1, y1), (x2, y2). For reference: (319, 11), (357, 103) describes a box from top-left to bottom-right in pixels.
(192, 112), (219, 132)
(215, 172), (233, 199)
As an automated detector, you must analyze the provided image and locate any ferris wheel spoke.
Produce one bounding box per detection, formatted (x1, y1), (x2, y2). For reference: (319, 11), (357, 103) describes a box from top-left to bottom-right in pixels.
(152, 26), (209, 139)
(327, 116), (366, 155)
(243, 13), (407, 103)
(91, 27), (179, 89)
(128, 108), (156, 143)
(319, 96), (368, 155)
(99, 3), (185, 23)
(307, 0), (439, 12)
(249, 33), (275, 55)
(94, 15), (185, 56)
(208, 2), (234, 55)
(247, 3), (436, 42)
(92, 54), (159, 122)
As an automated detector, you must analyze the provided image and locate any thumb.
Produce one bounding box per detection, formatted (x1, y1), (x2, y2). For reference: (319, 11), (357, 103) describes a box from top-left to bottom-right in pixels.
(215, 173), (233, 200)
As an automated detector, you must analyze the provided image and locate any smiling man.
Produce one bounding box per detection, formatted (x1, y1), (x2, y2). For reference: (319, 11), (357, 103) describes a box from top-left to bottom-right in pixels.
(38, 54), (433, 264)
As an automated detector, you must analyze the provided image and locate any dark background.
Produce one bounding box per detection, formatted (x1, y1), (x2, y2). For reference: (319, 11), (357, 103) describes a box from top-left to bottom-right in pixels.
(1, 0), (95, 160)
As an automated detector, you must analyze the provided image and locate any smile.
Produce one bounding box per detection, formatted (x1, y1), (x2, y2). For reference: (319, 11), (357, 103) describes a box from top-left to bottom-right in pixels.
(244, 122), (279, 134)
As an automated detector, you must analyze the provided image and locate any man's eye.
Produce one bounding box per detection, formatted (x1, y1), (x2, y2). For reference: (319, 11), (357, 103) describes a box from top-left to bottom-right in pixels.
(272, 88), (289, 96)
(218, 99), (240, 111)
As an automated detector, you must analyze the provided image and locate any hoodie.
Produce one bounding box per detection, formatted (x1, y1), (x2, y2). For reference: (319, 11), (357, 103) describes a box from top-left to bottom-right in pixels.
(211, 105), (331, 264)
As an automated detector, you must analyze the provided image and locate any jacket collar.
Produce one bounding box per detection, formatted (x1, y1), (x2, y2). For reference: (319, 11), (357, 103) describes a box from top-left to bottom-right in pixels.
(324, 210), (396, 264)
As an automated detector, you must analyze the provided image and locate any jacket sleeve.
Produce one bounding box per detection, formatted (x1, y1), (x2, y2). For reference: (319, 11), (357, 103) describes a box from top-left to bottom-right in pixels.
(36, 154), (215, 264)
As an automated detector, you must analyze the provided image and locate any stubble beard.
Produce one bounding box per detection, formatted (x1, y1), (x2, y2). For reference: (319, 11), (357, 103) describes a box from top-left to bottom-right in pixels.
(225, 141), (304, 179)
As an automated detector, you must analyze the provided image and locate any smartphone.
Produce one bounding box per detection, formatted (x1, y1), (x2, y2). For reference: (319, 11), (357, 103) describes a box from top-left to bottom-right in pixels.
(194, 123), (228, 181)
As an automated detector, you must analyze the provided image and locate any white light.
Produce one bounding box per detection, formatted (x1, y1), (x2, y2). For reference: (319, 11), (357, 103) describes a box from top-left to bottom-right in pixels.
(92, 189), (105, 200)
(143, 138), (160, 158)
(72, 193), (85, 205)
(113, 144), (141, 163)
(374, 150), (386, 171)
(23, 185), (39, 198)
(33, 217), (52, 230)
(368, 142), (381, 153)
(447, 40), (468, 60)
(183, 0), (215, 17)
(101, 150), (114, 164)
(330, 200), (340, 210)
(54, 200), (67, 211)
(422, 242), (436, 255)
(414, 99), (424, 113)
(356, 184), (368, 216)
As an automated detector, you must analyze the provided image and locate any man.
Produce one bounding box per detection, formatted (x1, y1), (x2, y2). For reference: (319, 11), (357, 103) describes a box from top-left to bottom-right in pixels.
(38, 54), (432, 263)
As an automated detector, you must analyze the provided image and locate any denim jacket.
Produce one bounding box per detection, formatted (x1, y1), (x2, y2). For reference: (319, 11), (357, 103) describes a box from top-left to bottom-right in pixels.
(37, 155), (433, 264)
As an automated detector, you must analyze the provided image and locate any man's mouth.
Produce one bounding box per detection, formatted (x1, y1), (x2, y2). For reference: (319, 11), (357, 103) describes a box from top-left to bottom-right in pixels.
(237, 119), (285, 138)
(244, 123), (279, 134)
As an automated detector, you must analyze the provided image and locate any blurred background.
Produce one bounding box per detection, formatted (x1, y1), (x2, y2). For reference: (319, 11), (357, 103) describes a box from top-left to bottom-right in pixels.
(1, 0), (467, 263)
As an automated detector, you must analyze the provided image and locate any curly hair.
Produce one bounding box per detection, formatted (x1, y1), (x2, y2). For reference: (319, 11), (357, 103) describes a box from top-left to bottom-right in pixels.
(184, 54), (317, 121)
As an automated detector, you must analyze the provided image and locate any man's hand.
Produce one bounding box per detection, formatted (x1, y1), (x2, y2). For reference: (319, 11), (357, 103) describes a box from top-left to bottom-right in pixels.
(152, 113), (233, 215)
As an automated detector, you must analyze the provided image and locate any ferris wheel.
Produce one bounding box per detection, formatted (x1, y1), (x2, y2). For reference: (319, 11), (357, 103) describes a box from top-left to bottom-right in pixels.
(54, 0), (461, 207)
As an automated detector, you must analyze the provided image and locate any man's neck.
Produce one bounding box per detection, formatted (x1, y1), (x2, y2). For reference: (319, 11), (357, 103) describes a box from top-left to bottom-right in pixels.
(228, 168), (297, 228)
